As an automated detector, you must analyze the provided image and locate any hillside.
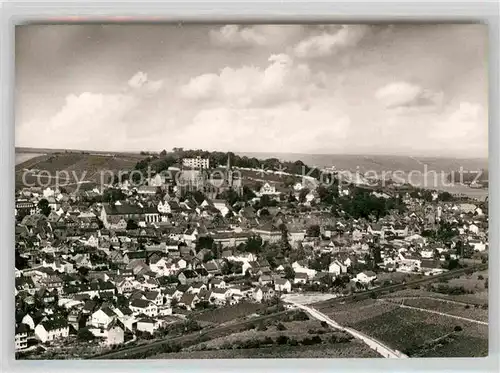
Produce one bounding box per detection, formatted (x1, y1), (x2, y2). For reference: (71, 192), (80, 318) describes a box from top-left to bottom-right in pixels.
(15, 152), (146, 190)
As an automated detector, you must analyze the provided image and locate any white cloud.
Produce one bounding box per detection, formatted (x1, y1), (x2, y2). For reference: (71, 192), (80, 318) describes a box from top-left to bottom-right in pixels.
(375, 81), (443, 109)
(17, 71), (164, 150)
(294, 25), (369, 59)
(434, 102), (486, 141)
(128, 71), (164, 93)
(210, 25), (304, 48)
(176, 100), (350, 154)
(180, 53), (326, 108)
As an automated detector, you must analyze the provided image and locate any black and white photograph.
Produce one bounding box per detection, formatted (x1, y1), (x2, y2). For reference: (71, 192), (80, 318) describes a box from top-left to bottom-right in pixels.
(14, 23), (488, 360)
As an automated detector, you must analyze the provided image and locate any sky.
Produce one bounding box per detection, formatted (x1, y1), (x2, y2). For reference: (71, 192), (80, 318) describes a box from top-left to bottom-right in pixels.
(15, 24), (488, 157)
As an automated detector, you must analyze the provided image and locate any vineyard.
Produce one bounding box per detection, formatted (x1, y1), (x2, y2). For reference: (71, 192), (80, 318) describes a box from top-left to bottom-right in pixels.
(349, 308), (488, 357)
(319, 299), (399, 326)
(383, 297), (488, 322)
(192, 301), (266, 325)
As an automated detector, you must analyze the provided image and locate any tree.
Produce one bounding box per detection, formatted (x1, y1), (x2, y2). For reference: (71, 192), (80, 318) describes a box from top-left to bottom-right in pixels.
(103, 188), (126, 203)
(283, 177), (296, 188)
(37, 199), (51, 216)
(284, 266), (295, 280)
(299, 188), (310, 203)
(276, 322), (287, 331)
(185, 190), (206, 204)
(433, 249), (441, 260)
(259, 208), (270, 217)
(306, 225), (321, 237)
(196, 236), (215, 251)
(77, 267), (89, 276)
(77, 327), (95, 341)
(276, 335), (289, 345)
(160, 149), (167, 156)
(438, 191), (454, 202)
(279, 223), (292, 255)
(242, 186), (256, 201)
(126, 219), (139, 230)
(245, 235), (263, 254)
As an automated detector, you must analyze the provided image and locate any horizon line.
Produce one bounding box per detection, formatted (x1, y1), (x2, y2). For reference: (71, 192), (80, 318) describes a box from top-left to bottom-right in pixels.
(15, 146), (489, 161)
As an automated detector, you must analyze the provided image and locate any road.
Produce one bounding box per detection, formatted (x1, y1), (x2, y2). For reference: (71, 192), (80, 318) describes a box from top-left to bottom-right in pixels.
(286, 301), (407, 359)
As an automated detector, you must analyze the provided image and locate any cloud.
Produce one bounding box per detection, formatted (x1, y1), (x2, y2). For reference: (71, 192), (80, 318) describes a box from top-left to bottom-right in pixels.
(127, 71), (164, 93)
(210, 25), (304, 48)
(293, 25), (370, 59)
(375, 82), (443, 109)
(17, 71), (165, 150)
(434, 102), (486, 141)
(175, 100), (350, 154)
(180, 53), (326, 108)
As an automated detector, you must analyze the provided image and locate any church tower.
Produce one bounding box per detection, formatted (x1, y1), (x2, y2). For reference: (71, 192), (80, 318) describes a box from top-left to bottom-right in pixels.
(227, 153), (233, 188)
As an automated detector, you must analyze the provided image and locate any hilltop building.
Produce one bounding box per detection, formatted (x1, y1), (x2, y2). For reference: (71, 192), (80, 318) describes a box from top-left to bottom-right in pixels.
(177, 155), (242, 199)
(182, 157), (209, 169)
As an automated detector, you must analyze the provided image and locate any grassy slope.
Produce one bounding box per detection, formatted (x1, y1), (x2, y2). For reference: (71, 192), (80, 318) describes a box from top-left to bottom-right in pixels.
(15, 152), (145, 189)
(150, 341), (380, 359)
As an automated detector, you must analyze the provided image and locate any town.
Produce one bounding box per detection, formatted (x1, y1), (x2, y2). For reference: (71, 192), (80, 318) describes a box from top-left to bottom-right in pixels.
(14, 150), (489, 359)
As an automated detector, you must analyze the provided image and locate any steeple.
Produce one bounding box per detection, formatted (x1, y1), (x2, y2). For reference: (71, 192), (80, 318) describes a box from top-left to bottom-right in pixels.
(227, 153), (233, 187)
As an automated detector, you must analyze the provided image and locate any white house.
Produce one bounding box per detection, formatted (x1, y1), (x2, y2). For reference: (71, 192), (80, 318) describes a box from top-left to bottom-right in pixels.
(293, 182), (304, 192)
(304, 191), (316, 204)
(293, 272), (308, 285)
(209, 288), (230, 305)
(136, 317), (162, 334)
(253, 287), (275, 303)
(157, 201), (172, 215)
(105, 325), (125, 346)
(258, 182), (280, 197)
(129, 299), (158, 317)
(274, 278), (292, 293)
(89, 307), (116, 329)
(469, 239), (487, 252)
(15, 324), (29, 351)
(212, 199), (230, 216)
(328, 260), (346, 276)
(468, 224), (480, 234)
(292, 261), (317, 279)
(397, 253), (422, 272)
(420, 249), (434, 259)
(34, 319), (69, 343)
(356, 271), (377, 284)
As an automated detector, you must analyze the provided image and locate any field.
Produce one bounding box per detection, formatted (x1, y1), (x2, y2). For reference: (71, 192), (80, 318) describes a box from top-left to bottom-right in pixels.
(15, 152), (145, 190)
(317, 270), (489, 358)
(319, 298), (400, 325)
(191, 301), (266, 325)
(382, 297), (488, 323)
(350, 307), (488, 357)
(187, 320), (344, 350)
(445, 270), (488, 292)
(151, 341), (380, 359)
(143, 310), (380, 359)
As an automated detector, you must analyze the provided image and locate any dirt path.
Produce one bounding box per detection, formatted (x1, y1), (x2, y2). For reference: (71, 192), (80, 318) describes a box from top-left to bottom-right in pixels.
(382, 295), (481, 307)
(381, 300), (488, 326)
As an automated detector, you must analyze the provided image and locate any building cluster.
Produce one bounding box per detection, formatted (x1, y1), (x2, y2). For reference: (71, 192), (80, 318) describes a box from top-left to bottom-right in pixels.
(14, 166), (488, 354)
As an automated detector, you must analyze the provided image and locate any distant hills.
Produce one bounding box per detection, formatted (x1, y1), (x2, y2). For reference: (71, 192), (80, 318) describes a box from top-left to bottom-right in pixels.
(237, 152), (488, 174)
